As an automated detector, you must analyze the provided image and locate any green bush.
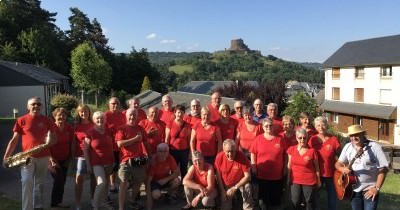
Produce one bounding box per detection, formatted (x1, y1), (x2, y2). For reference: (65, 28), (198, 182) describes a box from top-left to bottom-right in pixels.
(50, 94), (79, 113)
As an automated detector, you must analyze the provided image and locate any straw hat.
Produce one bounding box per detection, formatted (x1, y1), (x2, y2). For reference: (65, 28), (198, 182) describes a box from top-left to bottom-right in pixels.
(347, 124), (367, 136)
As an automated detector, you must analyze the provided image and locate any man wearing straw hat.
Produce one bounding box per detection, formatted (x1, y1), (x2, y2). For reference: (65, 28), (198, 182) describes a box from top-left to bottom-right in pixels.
(335, 124), (388, 210)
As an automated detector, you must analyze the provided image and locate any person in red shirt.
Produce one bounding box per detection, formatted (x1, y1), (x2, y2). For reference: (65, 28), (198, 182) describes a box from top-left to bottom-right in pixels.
(146, 143), (180, 210)
(84, 111), (115, 210)
(287, 128), (321, 210)
(159, 94), (175, 125)
(231, 100), (244, 124)
(184, 99), (201, 128)
(123, 97), (147, 123)
(49, 108), (73, 208)
(280, 115), (297, 147)
(72, 104), (96, 209)
(215, 139), (252, 210)
(267, 103), (283, 134)
(116, 108), (151, 210)
(190, 107), (222, 164)
(250, 117), (288, 209)
(296, 112), (318, 137)
(236, 106), (262, 157)
(182, 151), (217, 209)
(139, 106), (165, 155)
(3, 96), (57, 210)
(165, 105), (191, 178)
(207, 91), (222, 122)
(105, 97), (125, 193)
(308, 116), (340, 210)
(217, 104), (238, 141)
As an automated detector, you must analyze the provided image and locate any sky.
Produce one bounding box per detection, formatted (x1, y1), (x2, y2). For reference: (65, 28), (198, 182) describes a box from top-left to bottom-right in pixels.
(41, 0), (400, 63)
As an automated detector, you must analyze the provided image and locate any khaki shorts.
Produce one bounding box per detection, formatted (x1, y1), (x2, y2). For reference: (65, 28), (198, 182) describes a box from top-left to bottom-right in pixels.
(118, 163), (146, 184)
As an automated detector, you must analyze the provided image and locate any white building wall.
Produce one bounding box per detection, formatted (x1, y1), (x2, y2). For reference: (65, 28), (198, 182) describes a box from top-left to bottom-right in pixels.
(0, 86), (45, 117)
(340, 67), (355, 102)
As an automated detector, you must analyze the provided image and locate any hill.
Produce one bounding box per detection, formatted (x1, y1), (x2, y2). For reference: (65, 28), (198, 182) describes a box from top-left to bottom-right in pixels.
(149, 51), (324, 90)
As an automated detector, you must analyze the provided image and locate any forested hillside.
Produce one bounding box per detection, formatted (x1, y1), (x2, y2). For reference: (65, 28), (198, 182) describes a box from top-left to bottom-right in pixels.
(149, 51), (324, 91)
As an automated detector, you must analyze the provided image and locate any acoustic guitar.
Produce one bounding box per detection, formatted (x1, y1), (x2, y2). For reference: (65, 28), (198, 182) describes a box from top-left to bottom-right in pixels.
(333, 146), (365, 200)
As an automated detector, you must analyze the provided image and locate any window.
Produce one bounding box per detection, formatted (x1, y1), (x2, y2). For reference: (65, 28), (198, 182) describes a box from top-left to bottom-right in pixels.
(354, 116), (363, 126)
(333, 113), (339, 123)
(355, 67), (364, 78)
(381, 66), (392, 77)
(380, 89), (391, 104)
(354, 88), (364, 102)
(332, 68), (340, 79)
(332, 87), (340, 100)
(380, 120), (390, 136)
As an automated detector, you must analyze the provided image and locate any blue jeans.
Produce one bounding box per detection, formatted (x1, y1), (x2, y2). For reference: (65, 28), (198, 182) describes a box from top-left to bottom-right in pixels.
(321, 177), (337, 210)
(351, 191), (379, 210)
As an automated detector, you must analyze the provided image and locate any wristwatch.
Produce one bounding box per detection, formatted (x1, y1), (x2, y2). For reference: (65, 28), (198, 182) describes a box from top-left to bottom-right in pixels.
(234, 185), (238, 190)
(375, 186), (380, 191)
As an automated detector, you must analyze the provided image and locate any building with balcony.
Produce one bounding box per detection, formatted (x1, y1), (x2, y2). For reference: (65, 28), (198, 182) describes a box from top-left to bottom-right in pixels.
(321, 34), (400, 145)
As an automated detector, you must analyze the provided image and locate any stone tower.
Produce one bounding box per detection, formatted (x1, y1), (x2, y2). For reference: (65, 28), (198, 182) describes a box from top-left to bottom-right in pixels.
(228, 39), (251, 53)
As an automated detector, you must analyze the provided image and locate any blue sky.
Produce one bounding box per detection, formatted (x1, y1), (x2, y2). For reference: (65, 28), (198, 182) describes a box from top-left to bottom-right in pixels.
(41, 0), (400, 63)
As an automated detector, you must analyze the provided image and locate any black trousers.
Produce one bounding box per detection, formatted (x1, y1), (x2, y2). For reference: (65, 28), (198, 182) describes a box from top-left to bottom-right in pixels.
(49, 159), (69, 206)
(170, 149), (189, 178)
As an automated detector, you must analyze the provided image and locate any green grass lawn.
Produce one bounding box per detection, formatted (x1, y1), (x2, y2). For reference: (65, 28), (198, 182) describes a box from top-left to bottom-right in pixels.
(0, 193), (21, 209)
(168, 64), (193, 74)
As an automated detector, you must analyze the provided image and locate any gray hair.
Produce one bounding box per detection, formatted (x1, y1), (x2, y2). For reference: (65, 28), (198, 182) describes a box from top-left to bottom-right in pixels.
(261, 117), (273, 126)
(296, 128), (308, 138)
(267, 103), (278, 110)
(242, 106), (252, 114)
(314, 116), (328, 126)
(27, 96), (41, 109)
(92, 111), (106, 122)
(192, 151), (204, 160)
(162, 94), (171, 102)
(157, 143), (169, 151)
(222, 139), (236, 149)
(125, 108), (138, 118)
(191, 99), (201, 105)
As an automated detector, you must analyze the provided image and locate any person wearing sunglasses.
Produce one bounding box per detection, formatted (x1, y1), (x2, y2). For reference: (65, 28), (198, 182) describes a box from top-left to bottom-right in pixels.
(3, 96), (57, 210)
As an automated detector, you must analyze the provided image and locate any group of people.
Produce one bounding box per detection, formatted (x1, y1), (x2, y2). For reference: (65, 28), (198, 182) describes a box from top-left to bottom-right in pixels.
(2, 92), (389, 210)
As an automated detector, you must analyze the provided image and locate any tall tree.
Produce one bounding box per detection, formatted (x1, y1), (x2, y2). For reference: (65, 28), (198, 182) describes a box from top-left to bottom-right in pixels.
(283, 91), (318, 124)
(89, 18), (113, 57)
(67, 7), (92, 49)
(140, 76), (152, 92)
(71, 42), (112, 106)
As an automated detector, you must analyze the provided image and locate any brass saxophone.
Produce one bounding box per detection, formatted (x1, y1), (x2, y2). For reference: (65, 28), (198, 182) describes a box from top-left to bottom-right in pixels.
(5, 131), (52, 168)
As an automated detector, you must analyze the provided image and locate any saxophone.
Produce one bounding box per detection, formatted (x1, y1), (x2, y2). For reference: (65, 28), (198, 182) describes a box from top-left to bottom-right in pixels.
(4, 131), (52, 168)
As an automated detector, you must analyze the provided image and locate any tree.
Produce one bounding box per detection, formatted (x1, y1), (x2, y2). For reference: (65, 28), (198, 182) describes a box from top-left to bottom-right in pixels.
(140, 76), (152, 92)
(282, 91), (318, 124)
(71, 42), (112, 106)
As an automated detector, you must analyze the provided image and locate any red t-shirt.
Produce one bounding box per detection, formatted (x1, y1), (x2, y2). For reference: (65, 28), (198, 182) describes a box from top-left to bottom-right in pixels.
(193, 122), (220, 157)
(166, 120), (191, 150)
(138, 119), (165, 154)
(230, 114), (244, 124)
(184, 114), (201, 128)
(279, 131), (297, 147)
(159, 109), (175, 125)
(105, 110), (126, 151)
(13, 114), (56, 158)
(115, 124), (148, 163)
(192, 163), (212, 187)
(287, 146), (319, 185)
(51, 124), (73, 161)
(237, 122), (262, 151)
(214, 151), (250, 187)
(85, 128), (115, 166)
(216, 118), (238, 140)
(308, 135), (340, 177)
(272, 118), (283, 134)
(148, 155), (178, 181)
(74, 122), (94, 157)
(207, 103), (220, 122)
(250, 134), (288, 180)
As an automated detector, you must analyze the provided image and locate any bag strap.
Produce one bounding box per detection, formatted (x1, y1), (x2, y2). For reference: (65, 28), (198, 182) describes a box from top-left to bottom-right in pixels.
(174, 121), (186, 139)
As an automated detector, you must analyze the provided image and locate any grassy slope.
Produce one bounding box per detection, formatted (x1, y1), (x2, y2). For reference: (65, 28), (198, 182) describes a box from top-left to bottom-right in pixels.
(168, 64), (193, 75)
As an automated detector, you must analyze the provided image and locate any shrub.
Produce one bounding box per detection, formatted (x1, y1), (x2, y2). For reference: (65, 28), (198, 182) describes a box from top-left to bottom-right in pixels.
(50, 94), (79, 113)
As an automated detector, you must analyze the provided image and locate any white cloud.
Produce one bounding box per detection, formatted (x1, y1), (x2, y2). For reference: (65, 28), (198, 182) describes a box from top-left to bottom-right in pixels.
(146, 33), (157, 39)
(270, 47), (281, 51)
(160, 39), (176, 44)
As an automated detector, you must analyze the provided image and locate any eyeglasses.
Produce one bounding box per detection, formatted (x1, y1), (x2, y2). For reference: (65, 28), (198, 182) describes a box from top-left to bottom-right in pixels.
(297, 137), (307, 140)
(30, 103), (41, 106)
(263, 124), (273, 127)
(110, 103), (119, 105)
(235, 107), (243, 109)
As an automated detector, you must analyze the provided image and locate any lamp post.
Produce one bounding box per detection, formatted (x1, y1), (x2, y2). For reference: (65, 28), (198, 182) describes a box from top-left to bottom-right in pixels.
(13, 108), (19, 119)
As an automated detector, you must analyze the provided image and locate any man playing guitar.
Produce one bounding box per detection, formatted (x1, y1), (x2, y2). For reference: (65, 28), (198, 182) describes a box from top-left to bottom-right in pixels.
(335, 125), (388, 210)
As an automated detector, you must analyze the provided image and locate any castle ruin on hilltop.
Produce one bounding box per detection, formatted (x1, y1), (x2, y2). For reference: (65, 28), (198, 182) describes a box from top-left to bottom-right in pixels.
(225, 38), (260, 54)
